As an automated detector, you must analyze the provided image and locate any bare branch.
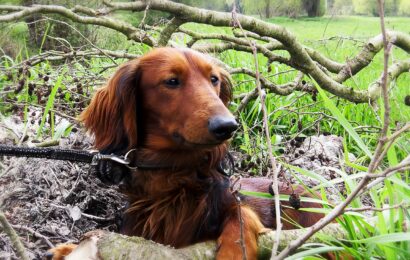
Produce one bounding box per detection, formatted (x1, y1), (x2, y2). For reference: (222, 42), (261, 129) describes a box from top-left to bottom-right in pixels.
(229, 7), (282, 257)
(103, 0), (374, 103)
(334, 32), (410, 83)
(0, 4), (155, 46)
(1, 1), (409, 103)
(368, 59), (410, 99)
(274, 1), (399, 258)
(157, 18), (185, 46)
(11, 224), (54, 248)
(3, 49), (138, 69)
(0, 211), (30, 260)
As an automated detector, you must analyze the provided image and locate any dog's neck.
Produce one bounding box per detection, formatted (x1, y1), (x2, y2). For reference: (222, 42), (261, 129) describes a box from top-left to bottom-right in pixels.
(122, 143), (230, 197)
(130, 143), (228, 170)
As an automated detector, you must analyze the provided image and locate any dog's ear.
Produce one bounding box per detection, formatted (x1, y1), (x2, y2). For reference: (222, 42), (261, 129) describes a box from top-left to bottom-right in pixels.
(79, 60), (140, 152)
(219, 68), (233, 107)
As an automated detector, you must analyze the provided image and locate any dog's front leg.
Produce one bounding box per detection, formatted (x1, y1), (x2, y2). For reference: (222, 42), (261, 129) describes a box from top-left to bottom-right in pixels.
(217, 206), (265, 260)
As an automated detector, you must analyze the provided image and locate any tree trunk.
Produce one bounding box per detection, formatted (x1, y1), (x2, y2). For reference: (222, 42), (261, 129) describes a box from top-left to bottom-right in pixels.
(265, 0), (271, 18)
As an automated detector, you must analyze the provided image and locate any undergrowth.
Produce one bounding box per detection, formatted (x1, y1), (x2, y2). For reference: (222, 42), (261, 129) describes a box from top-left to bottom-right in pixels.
(0, 15), (409, 259)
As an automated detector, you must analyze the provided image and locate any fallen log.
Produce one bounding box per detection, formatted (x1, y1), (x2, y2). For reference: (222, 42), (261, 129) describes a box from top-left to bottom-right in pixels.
(64, 222), (347, 259)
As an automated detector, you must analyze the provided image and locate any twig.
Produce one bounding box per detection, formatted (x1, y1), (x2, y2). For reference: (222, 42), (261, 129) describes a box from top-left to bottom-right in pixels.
(138, 2), (150, 29)
(235, 193), (247, 260)
(386, 122), (410, 143)
(0, 211), (30, 260)
(44, 17), (118, 65)
(1, 1), (410, 103)
(370, 122), (410, 168)
(344, 202), (407, 213)
(229, 176), (247, 259)
(363, 155), (410, 191)
(10, 224), (54, 248)
(81, 212), (115, 221)
(274, 1), (397, 258)
(0, 102), (78, 121)
(230, 6), (281, 258)
(49, 203), (115, 222)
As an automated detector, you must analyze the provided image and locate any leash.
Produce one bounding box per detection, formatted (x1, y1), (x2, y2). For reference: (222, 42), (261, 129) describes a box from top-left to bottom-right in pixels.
(0, 144), (234, 176)
(0, 144), (133, 169)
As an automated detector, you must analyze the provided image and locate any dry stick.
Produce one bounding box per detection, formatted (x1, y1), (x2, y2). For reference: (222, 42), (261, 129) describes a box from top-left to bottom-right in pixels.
(363, 155), (410, 192)
(6, 48), (138, 69)
(344, 202), (407, 213)
(11, 224), (54, 248)
(275, 1), (394, 259)
(253, 43), (281, 258)
(365, 166), (410, 191)
(0, 4), (155, 46)
(228, 177), (247, 260)
(369, 0), (392, 173)
(236, 192), (247, 260)
(45, 17), (118, 65)
(138, 2), (150, 28)
(230, 7), (281, 258)
(0, 211), (30, 260)
(387, 122), (410, 142)
(371, 123), (410, 169)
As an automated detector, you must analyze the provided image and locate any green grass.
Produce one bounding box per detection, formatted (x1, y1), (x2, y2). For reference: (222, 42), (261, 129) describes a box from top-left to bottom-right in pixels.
(267, 16), (410, 40)
(225, 16), (410, 259)
(184, 17), (410, 258)
(0, 14), (409, 260)
(265, 16), (410, 123)
(201, 16), (410, 161)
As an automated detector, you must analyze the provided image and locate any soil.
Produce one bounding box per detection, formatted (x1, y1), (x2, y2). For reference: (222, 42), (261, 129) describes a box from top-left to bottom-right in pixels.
(0, 113), (125, 259)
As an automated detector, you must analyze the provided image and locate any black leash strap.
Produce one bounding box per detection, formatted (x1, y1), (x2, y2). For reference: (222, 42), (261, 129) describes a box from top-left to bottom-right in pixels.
(0, 145), (234, 174)
(0, 144), (95, 163)
(0, 144), (137, 169)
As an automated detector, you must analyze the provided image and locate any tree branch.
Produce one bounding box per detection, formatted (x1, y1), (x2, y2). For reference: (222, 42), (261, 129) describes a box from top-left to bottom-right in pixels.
(0, 4), (155, 46)
(157, 17), (185, 46)
(1, 1), (409, 103)
(57, 223), (351, 260)
(0, 211), (29, 260)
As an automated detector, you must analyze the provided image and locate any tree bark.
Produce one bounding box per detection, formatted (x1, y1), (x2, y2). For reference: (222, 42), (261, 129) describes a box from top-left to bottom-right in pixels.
(65, 223), (349, 260)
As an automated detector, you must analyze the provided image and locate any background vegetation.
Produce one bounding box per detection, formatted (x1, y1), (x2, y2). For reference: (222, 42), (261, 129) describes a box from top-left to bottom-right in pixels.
(0, 0), (409, 259)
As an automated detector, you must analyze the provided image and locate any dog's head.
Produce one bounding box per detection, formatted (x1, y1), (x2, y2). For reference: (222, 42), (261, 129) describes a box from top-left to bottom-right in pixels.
(80, 48), (237, 153)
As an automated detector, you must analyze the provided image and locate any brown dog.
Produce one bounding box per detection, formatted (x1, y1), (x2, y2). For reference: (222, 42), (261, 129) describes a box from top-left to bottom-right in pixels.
(49, 48), (323, 259)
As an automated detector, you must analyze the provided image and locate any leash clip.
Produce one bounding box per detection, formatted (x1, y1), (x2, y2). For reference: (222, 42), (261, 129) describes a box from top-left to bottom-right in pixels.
(91, 149), (138, 170)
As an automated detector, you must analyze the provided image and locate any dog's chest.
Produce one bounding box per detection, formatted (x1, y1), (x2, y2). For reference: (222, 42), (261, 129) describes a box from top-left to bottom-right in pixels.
(122, 172), (234, 247)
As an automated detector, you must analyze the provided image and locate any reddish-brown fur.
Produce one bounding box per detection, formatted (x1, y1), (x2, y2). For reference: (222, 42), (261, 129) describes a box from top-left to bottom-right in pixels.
(51, 48), (324, 259)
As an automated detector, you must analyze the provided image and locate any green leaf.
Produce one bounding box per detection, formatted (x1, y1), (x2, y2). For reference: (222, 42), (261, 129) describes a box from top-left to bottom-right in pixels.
(54, 119), (72, 140)
(315, 84), (372, 158)
(286, 246), (344, 260)
(36, 76), (62, 138)
(239, 190), (273, 199)
(350, 233), (410, 244)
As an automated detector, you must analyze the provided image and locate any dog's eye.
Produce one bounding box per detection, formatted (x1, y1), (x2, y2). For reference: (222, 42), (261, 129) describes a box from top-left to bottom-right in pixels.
(164, 78), (180, 88)
(211, 75), (219, 85)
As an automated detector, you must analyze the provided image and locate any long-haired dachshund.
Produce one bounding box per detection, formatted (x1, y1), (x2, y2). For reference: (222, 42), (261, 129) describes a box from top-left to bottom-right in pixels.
(49, 48), (324, 259)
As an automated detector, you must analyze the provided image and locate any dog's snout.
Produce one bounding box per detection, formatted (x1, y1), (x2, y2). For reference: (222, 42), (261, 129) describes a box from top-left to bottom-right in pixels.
(208, 116), (238, 141)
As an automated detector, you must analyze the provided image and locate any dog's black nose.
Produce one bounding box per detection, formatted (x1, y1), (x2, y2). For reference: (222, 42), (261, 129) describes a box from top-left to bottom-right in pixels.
(208, 116), (238, 141)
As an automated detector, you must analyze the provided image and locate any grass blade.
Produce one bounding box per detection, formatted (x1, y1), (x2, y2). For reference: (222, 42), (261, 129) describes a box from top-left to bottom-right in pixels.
(315, 84), (372, 158)
(36, 75), (62, 138)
